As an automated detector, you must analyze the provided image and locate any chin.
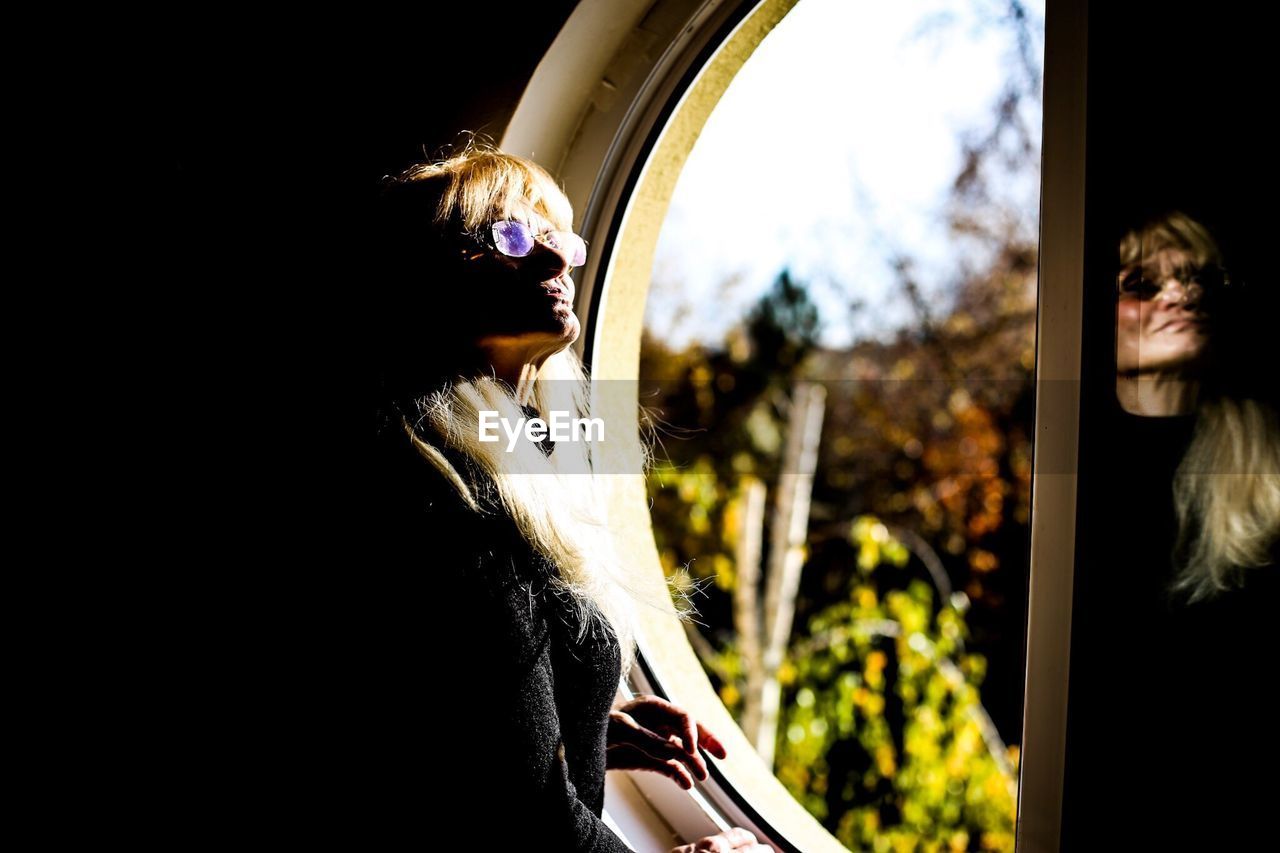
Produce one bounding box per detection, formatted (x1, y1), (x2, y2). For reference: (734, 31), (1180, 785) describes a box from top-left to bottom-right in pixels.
(1150, 343), (1207, 368)
(562, 317), (581, 344)
(526, 317), (580, 354)
(548, 308), (580, 343)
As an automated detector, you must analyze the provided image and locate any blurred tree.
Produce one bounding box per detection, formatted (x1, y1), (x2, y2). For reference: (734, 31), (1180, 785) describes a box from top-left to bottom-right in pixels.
(640, 3), (1042, 848)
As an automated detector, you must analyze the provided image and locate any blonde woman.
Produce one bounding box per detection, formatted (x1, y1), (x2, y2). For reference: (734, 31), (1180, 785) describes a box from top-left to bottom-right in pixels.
(370, 143), (768, 852)
(1115, 210), (1279, 601)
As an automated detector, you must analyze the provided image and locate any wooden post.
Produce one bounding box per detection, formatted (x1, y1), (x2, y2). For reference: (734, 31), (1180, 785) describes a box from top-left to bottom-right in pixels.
(757, 381), (826, 766)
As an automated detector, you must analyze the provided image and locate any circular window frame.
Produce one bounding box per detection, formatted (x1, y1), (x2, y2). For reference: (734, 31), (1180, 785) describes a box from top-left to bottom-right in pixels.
(501, 1), (1089, 850)
(505, 1), (843, 850)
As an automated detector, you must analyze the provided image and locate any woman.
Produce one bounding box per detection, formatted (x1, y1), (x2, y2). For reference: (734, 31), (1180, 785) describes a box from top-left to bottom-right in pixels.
(1114, 210), (1279, 600)
(370, 142), (770, 852)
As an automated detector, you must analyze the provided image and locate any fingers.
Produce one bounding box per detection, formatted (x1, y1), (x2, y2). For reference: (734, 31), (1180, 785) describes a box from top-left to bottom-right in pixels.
(607, 744), (695, 789)
(688, 827), (766, 851)
(669, 704), (728, 764)
(626, 695), (728, 762)
(696, 720), (728, 760)
(678, 703), (698, 757)
(663, 756), (695, 790)
(713, 827), (759, 849)
(612, 713), (710, 781)
(655, 734), (709, 782)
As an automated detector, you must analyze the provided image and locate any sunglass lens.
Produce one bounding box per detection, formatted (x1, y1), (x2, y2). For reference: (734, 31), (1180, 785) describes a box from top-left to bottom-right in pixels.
(542, 231), (587, 267)
(492, 221), (534, 257)
(1119, 272), (1159, 299)
(567, 234), (587, 267)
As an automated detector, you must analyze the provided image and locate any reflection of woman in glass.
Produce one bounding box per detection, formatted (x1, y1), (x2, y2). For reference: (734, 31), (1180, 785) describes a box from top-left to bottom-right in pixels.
(371, 142), (768, 852)
(1115, 211), (1280, 600)
(1115, 212), (1217, 417)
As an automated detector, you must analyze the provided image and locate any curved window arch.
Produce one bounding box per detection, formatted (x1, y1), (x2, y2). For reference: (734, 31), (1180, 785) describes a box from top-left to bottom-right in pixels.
(500, 1), (1080, 849)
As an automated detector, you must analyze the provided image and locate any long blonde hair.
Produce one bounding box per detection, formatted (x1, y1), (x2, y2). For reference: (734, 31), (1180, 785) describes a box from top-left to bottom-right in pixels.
(1172, 397), (1280, 601)
(1118, 210), (1222, 277)
(382, 141), (645, 672)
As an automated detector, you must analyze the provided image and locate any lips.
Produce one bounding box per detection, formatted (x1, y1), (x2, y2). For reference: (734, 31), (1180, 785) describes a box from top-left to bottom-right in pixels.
(542, 277), (573, 303)
(1156, 318), (1203, 333)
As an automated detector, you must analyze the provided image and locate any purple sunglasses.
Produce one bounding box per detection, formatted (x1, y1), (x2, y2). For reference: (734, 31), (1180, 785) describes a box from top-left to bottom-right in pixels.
(489, 220), (587, 268)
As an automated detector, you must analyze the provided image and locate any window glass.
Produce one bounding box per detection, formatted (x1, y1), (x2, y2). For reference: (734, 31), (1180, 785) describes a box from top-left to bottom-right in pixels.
(1063, 1), (1277, 848)
(638, 1), (1044, 848)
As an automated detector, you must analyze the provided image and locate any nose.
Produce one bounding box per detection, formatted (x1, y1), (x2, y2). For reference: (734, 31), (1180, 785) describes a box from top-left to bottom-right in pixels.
(529, 238), (576, 280)
(1156, 277), (1203, 309)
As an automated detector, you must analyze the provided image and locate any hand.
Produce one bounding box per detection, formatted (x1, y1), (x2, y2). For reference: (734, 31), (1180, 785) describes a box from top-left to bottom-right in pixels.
(669, 826), (772, 852)
(605, 694), (727, 790)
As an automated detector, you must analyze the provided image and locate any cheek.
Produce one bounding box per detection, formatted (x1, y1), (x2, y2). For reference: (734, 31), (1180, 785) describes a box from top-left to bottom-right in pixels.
(1116, 300), (1143, 337)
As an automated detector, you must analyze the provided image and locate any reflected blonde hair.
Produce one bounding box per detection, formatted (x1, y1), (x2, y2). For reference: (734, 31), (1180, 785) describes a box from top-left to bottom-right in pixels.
(1172, 397), (1280, 601)
(1118, 210), (1221, 279)
(387, 141), (646, 672)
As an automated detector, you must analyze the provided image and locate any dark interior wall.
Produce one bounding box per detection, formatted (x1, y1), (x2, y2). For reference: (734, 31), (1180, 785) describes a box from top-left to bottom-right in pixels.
(167, 5), (580, 193)
(165, 6), (582, 271)
(159, 4), (582, 503)
(137, 10), (585, 835)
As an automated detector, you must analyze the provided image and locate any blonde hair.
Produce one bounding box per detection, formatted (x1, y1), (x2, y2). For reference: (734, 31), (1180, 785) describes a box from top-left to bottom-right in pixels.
(384, 141), (648, 672)
(1172, 397), (1280, 602)
(396, 139), (575, 235)
(1118, 210), (1222, 278)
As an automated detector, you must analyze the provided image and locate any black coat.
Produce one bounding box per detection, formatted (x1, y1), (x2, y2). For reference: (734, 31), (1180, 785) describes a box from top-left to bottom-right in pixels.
(1061, 411), (1279, 850)
(354, 421), (634, 850)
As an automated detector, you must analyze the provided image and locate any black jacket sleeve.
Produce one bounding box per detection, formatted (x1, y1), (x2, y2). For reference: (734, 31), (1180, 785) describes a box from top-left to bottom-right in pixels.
(456, 542), (634, 852)
(367, 427), (634, 849)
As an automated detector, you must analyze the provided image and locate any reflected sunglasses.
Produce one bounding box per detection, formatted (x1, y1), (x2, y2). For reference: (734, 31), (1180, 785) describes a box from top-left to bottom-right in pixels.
(463, 220), (587, 268)
(1117, 265), (1231, 302)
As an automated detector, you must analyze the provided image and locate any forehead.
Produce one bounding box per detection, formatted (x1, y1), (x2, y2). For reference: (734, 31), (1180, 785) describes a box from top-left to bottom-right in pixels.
(1141, 248), (1196, 276)
(1121, 247), (1193, 271)
(507, 168), (573, 229)
(505, 198), (561, 231)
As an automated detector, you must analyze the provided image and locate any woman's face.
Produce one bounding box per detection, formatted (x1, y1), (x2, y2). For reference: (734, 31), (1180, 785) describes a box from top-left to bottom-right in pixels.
(1116, 248), (1210, 375)
(452, 201), (582, 354)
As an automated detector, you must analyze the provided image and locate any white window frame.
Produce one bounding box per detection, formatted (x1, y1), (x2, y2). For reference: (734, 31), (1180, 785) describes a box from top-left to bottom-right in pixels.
(502, 1), (1088, 850)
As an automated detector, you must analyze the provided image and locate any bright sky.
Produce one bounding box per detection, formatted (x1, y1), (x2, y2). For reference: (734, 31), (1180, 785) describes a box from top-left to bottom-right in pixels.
(646, 0), (1045, 349)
